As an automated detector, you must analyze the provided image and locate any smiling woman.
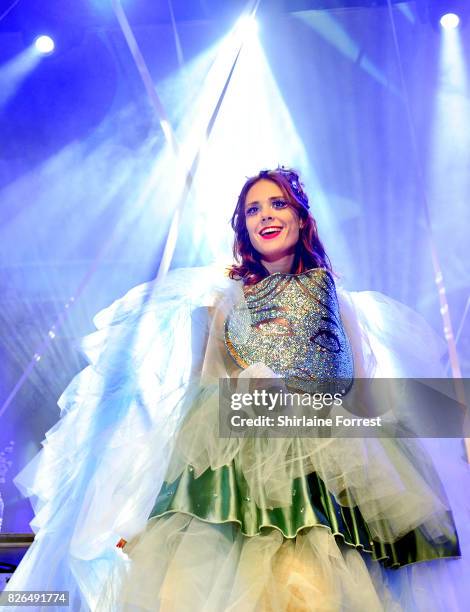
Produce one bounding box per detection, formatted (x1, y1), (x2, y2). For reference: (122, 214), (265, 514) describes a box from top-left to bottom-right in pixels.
(245, 179), (301, 268)
(228, 167), (332, 283)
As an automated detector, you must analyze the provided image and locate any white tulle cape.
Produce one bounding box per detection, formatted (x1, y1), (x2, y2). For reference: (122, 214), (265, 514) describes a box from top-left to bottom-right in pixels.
(4, 265), (470, 611)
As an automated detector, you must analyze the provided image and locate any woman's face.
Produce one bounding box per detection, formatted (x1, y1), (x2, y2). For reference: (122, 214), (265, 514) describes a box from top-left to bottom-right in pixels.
(244, 179), (302, 262)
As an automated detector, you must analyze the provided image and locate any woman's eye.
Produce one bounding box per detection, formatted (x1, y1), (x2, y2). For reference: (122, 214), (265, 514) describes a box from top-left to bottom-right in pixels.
(272, 199), (288, 209)
(246, 206), (258, 216)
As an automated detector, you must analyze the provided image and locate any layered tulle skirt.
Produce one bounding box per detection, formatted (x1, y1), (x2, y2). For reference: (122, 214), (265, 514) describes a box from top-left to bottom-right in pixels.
(105, 514), (391, 611)
(98, 489), (466, 612)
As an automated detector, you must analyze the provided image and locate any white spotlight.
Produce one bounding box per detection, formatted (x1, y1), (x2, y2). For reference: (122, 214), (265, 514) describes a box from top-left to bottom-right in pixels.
(34, 35), (55, 55)
(440, 13), (460, 30)
(236, 15), (258, 38)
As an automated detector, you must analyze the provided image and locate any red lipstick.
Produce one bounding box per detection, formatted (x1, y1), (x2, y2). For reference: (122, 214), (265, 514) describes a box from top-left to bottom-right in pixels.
(259, 226), (283, 240)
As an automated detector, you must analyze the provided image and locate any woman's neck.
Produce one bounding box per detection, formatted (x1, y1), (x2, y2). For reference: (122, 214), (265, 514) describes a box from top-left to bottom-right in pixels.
(261, 253), (295, 275)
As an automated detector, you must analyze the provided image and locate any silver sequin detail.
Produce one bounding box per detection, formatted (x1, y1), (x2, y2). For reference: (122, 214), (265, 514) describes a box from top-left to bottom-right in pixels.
(225, 269), (353, 392)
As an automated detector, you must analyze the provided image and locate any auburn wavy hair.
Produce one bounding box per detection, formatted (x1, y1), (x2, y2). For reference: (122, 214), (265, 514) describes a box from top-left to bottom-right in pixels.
(227, 168), (332, 285)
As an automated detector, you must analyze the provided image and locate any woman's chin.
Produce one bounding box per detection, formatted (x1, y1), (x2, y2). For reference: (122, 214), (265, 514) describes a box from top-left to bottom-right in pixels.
(261, 243), (296, 258)
(257, 250), (283, 262)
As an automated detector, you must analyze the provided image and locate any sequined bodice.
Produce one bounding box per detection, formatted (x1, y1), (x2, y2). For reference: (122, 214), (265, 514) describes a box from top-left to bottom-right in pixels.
(224, 268), (353, 389)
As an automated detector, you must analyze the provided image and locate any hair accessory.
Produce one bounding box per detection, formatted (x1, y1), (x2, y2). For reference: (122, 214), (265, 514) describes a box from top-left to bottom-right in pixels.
(279, 166), (310, 210)
(258, 167), (310, 210)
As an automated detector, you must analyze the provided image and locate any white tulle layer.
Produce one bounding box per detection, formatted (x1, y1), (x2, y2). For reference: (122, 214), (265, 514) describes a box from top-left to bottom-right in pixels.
(97, 512), (466, 612)
(99, 514), (388, 612)
(4, 266), (470, 611)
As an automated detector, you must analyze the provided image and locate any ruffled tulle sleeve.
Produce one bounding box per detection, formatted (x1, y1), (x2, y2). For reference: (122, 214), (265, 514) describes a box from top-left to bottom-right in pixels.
(337, 288), (446, 378)
(9, 265), (237, 609)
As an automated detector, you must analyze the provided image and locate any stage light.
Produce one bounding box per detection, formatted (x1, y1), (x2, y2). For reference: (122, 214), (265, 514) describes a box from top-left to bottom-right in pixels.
(417, 0), (468, 30)
(440, 13), (460, 29)
(34, 35), (55, 55)
(236, 15), (258, 38)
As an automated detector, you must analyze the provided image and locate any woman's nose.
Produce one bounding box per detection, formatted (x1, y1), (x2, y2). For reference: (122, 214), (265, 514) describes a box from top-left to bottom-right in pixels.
(261, 211), (273, 221)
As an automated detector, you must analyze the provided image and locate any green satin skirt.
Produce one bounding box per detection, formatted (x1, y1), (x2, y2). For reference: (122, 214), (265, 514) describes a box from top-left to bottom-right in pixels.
(149, 459), (460, 569)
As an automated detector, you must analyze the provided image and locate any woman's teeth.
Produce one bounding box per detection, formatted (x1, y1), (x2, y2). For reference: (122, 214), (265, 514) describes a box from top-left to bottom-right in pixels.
(260, 227), (282, 239)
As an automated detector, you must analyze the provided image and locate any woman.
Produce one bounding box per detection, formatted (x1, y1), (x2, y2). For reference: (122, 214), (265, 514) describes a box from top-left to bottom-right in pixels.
(98, 168), (465, 610)
(6, 169), (469, 611)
